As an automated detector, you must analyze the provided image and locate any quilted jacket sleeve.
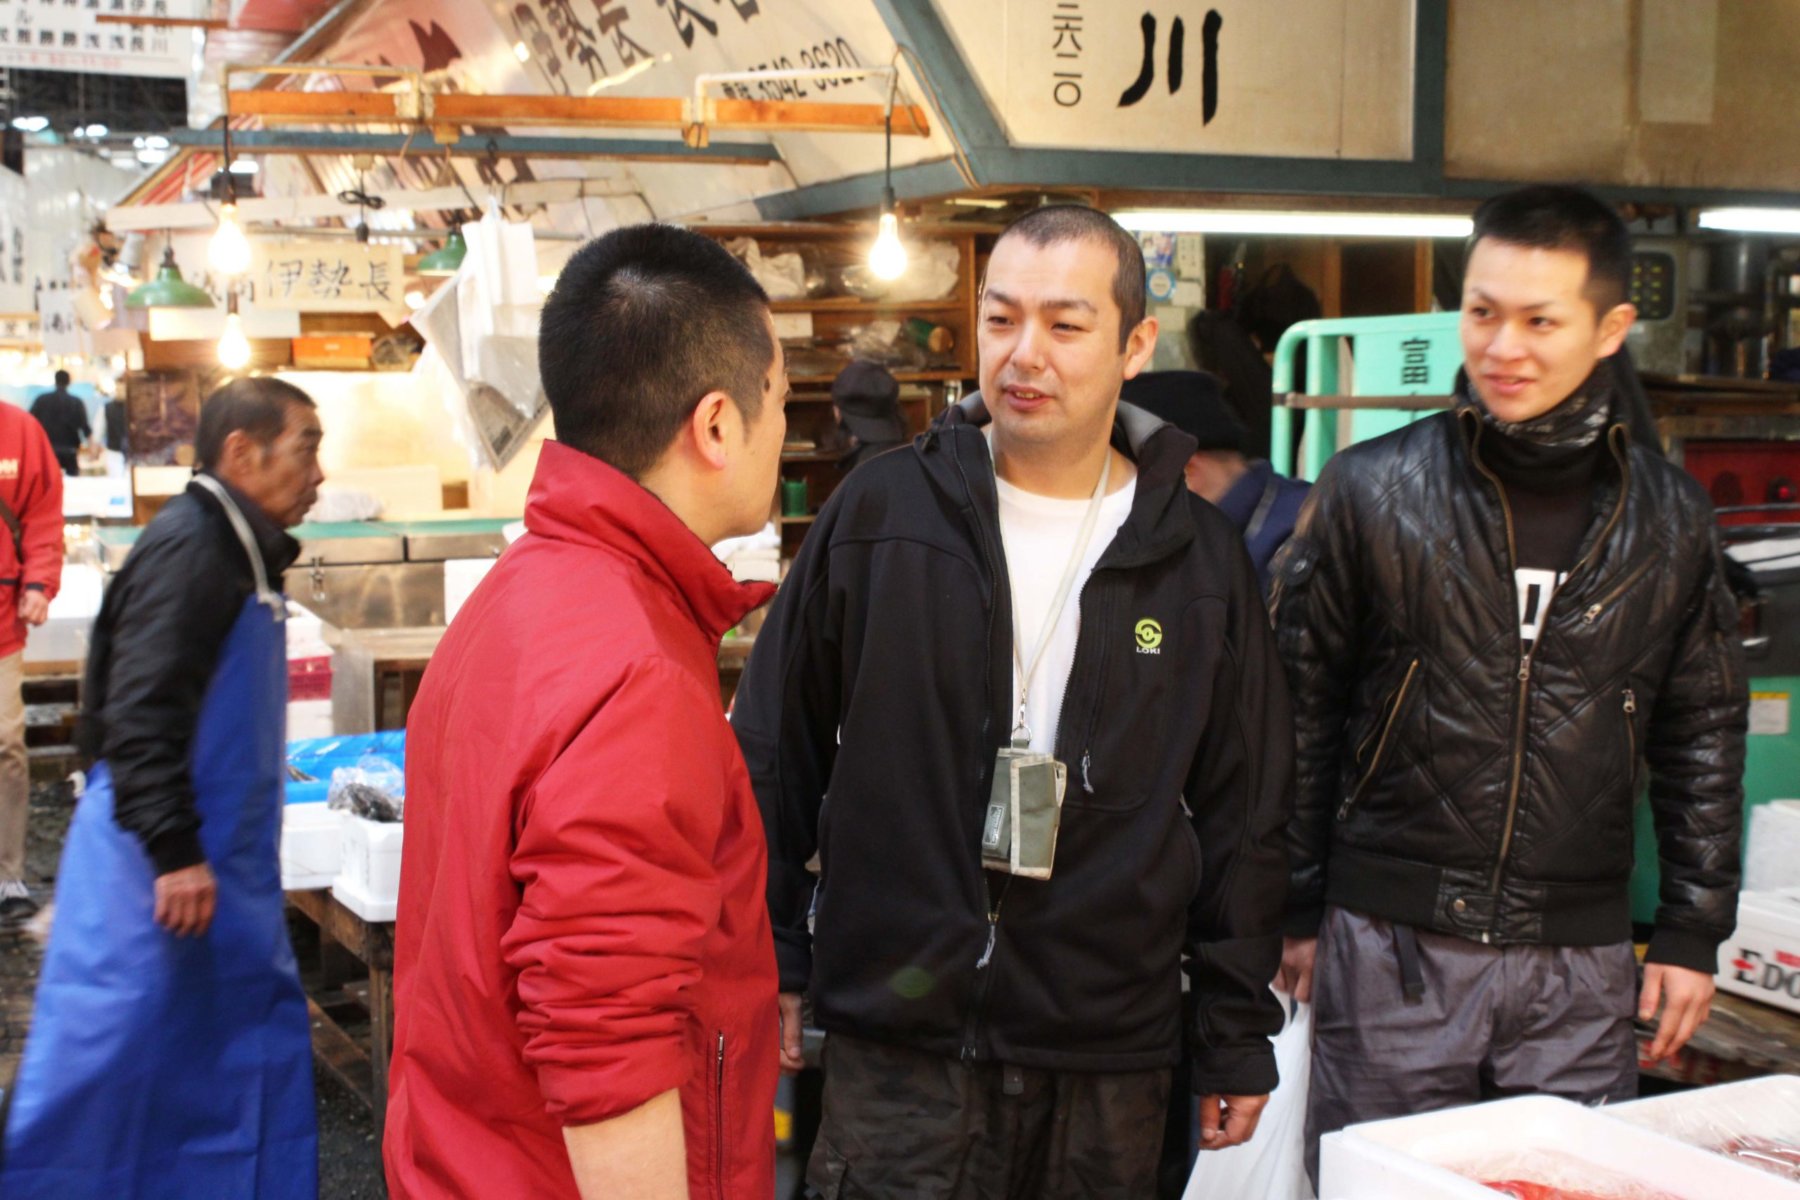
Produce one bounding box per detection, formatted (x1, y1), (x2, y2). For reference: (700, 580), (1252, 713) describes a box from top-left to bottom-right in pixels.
(501, 656), (730, 1126)
(1642, 530), (1748, 974)
(1183, 532), (1294, 1097)
(731, 502), (843, 994)
(1268, 457), (1364, 937)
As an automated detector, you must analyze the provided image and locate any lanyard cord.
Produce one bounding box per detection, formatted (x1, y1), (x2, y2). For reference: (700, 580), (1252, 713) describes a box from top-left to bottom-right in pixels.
(1008, 450), (1112, 743)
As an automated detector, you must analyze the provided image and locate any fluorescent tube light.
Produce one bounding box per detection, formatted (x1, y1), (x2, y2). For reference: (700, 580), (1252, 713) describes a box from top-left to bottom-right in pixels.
(1112, 209), (1474, 239)
(1696, 208), (1800, 235)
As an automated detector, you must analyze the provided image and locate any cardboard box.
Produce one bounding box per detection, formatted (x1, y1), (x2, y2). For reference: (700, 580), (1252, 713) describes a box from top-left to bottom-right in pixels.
(1717, 889), (1800, 1014)
(1321, 1095), (1792, 1200)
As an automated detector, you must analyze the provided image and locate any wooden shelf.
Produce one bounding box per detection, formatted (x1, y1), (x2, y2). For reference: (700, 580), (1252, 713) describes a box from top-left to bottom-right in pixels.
(781, 450), (841, 463)
(770, 297), (964, 314)
(779, 514), (818, 525)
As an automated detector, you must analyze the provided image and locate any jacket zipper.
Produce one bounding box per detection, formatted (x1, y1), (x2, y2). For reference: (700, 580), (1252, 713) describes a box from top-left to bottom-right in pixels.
(1579, 556), (1658, 625)
(1472, 421), (1633, 914)
(963, 879), (1010, 1064)
(713, 1031), (726, 1199)
(952, 435), (1012, 1068)
(1340, 658), (1420, 820)
(1622, 688), (1638, 788)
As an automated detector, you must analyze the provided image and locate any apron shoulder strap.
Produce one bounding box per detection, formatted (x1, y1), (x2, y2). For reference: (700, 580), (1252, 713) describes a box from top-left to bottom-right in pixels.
(191, 475), (286, 620)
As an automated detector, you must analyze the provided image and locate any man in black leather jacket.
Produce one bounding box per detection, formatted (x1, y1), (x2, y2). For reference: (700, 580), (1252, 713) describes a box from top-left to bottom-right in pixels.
(1271, 185), (1747, 1175)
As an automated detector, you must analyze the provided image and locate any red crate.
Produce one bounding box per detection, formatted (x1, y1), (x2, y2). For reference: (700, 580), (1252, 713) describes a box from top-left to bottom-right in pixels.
(1683, 440), (1800, 525)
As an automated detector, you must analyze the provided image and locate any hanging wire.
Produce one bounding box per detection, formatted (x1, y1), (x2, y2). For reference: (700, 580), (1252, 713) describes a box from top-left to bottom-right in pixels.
(889, 44), (979, 189)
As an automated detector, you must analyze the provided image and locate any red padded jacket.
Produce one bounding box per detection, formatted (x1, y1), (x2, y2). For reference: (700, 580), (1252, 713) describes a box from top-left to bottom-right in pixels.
(386, 441), (779, 1200)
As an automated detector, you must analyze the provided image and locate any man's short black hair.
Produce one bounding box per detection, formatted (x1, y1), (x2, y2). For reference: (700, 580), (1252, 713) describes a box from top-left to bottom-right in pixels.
(53, 369), (69, 388)
(195, 376), (315, 471)
(989, 206), (1147, 350)
(538, 224), (773, 479)
(1469, 185), (1632, 313)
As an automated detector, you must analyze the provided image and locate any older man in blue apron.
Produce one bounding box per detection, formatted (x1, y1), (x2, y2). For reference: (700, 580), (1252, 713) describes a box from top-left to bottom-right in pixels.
(2, 377), (325, 1199)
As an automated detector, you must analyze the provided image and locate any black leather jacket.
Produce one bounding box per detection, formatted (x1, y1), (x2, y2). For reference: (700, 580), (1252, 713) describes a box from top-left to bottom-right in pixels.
(1271, 409), (1747, 973)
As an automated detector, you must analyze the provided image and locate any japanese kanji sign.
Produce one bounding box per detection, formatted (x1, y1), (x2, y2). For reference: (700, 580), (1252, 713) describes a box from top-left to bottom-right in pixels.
(942, 0), (1415, 161)
(0, 0), (204, 78)
(250, 240), (405, 314)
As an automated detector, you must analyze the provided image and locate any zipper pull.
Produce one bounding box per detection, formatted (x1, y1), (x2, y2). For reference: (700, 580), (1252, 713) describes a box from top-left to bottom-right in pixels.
(975, 911), (999, 970)
(1583, 603), (1603, 624)
(1336, 800), (1352, 821)
(1080, 750), (1094, 794)
(716, 1031), (725, 1084)
(1623, 688), (1637, 715)
(1518, 657), (1531, 683)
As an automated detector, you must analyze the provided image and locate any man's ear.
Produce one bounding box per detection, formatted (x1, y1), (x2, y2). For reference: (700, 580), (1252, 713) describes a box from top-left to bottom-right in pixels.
(1122, 316), (1160, 381)
(1597, 301), (1638, 358)
(687, 390), (735, 470)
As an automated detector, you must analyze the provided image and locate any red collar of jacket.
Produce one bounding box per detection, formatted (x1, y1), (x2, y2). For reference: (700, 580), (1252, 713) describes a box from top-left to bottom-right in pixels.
(524, 440), (776, 640)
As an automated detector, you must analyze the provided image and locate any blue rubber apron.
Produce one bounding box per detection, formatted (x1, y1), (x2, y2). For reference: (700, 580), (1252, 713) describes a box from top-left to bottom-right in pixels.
(2, 476), (317, 1199)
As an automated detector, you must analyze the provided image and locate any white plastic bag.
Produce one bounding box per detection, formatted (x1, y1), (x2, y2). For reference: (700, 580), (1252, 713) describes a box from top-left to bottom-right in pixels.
(1182, 992), (1315, 1200)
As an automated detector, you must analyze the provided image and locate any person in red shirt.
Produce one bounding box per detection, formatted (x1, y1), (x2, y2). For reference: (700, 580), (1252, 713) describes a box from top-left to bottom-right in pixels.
(385, 224), (788, 1200)
(0, 400), (62, 927)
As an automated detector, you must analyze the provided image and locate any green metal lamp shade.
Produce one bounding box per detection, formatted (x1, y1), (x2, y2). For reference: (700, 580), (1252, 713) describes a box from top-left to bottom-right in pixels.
(126, 260), (214, 309)
(417, 229), (466, 276)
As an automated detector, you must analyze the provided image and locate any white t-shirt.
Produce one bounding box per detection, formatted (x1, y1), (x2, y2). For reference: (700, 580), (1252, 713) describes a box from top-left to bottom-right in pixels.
(993, 462), (1136, 755)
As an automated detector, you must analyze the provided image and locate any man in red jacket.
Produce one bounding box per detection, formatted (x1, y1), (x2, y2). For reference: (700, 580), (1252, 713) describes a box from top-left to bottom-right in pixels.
(0, 400), (63, 927)
(386, 224), (787, 1200)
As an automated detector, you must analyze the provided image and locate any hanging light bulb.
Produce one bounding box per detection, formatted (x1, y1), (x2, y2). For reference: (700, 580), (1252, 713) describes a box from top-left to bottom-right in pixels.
(209, 202), (251, 277)
(869, 189), (907, 281)
(218, 298), (251, 370)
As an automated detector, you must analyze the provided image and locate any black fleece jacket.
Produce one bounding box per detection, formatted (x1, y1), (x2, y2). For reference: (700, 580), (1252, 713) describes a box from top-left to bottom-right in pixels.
(733, 395), (1294, 1095)
(80, 476), (298, 874)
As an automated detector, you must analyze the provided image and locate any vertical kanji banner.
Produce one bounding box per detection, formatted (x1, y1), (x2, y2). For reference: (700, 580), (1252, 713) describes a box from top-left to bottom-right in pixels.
(938, 0), (1415, 161)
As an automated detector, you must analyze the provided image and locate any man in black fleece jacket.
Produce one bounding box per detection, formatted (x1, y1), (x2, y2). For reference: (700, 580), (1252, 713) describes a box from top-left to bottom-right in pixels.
(734, 206), (1292, 1198)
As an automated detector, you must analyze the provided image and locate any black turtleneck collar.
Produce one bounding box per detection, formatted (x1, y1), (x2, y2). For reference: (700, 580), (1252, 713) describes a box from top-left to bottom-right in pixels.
(1458, 366), (1615, 495)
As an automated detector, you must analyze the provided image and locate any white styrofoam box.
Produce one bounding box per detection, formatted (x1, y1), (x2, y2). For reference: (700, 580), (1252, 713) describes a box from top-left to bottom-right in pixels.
(61, 474), (130, 519)
(1717, 888), (1800, 1014)
(331, 814), (402, 923)
(25, 561), (102, 664)
(443, 557), (497, 625)
(1747, 802), (1800, 892)
(280, 803), (343, 891)
(1612, 1075), (1800, 1187)
(287, 698), (333, 741)
(1321, 1095), (1793, 1200)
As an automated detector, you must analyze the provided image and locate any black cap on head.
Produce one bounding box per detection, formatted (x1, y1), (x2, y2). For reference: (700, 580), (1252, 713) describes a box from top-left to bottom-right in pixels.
(1120, 370), (1248, 454)
(832, 359), (906, 443)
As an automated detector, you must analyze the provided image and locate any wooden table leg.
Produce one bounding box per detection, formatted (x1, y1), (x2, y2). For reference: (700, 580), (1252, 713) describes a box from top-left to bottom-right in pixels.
(369, 964), (395, 1138)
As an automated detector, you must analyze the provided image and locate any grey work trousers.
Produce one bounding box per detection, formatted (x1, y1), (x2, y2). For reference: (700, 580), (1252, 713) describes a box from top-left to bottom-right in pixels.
(807, 1033), (1172, 1200)
(1305, 905), (1639, 1182)
(0, 651), (27, 882)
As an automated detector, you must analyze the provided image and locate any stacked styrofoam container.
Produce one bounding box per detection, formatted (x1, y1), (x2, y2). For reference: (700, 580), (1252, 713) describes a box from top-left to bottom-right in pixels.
(279, 802), (342, 891)
(1612, 1076), (1800, 1187)
(1320, 1094), (1800, 1199)
(1716, 888), (1800, 1015)
(285, 603), (333, 741)
(1746, 802), (1800, 892)
(332, 815), (403, 923)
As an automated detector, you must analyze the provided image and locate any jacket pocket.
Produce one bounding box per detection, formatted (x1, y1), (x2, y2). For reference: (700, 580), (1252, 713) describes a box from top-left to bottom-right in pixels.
(1341, 658), (1420, 821)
